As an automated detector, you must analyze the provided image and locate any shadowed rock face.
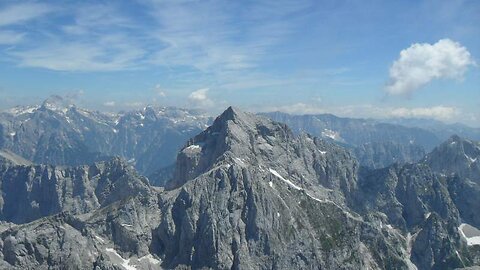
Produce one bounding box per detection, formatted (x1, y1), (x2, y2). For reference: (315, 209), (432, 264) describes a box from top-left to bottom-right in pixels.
(0, 107), (478, 269)
(424, 135), (480, 230)
(0, 157), (150, 224)
(425, 135), (480, 183)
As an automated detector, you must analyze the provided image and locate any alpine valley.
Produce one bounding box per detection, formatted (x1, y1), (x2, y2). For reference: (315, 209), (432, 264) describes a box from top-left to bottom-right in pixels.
(0, 99), (479, 270)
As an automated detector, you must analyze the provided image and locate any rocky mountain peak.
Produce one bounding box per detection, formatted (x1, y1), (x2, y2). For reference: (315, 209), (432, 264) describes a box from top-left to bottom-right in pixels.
(215, 106), (246, 122)
(166, 106), (296, 189)
(40, 95), (75, 113)
(425, 135), (480, 182)
(166, 106), (358, 201)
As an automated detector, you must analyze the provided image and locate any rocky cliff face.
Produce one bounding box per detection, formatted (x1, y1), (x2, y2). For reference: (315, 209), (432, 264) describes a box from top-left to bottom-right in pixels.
(0, 107), (478, 269)
(0, 157), (150, 224)
(424, 135), (480, 231)
(354, 141), (426, 169)
(425, 135), (480, 183)
(356, 163), (466, 269)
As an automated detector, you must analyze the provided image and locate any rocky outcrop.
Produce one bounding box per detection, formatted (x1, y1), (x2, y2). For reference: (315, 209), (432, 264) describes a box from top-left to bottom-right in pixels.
(354, 141), (426, 169)
(424, 135), (480, 230)
(0, 157), (150, 224)
(425, 135), (480, 183)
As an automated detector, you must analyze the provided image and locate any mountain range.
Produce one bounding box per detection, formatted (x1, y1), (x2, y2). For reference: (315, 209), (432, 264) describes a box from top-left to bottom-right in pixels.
(0, 96), (211, 178)
(263, 112), (480, 169)
(0, 101), (478, 269)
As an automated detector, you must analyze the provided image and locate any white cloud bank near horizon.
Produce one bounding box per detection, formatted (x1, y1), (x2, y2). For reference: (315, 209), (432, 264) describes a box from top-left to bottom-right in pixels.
(386, 39), (475, 96)
(259, 102), (460, 122)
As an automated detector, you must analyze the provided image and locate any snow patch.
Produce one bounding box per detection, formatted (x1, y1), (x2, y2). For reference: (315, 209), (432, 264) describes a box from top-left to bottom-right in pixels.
(234, 157), (246, 166)
(464, 154), (477, 163)
(7, 105), (39, 116)
(322, 129), (342, 141)
(185, 144), (202, 151)
(459, 223), (480, 246)
(268, 181), (273, 188)
(121, 223), (133, 228)
(105, 248), (137, 270)
(320, 151), (327, 155)
(8, 132), (15, 137)
(94, 235), (105, 243)
(139, 254), (161, 265)
(269, 168), (302, 190)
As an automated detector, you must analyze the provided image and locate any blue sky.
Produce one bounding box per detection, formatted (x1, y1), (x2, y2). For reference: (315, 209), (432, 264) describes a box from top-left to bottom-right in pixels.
(0, 0), (479, 126)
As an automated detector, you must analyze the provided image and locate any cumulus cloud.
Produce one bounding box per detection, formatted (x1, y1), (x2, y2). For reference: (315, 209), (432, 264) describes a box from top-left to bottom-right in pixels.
(188, 88), (213, 107)
(386, 39), (475, 96)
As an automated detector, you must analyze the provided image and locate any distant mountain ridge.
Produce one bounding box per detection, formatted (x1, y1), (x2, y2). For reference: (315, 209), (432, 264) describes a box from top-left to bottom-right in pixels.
(2, 98), (477, 177)
(261, 111), (480, 170)
(0, 96), (212, 176)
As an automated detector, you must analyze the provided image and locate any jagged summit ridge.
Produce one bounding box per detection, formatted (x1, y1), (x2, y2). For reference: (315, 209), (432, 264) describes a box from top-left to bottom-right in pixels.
(168, 106), (295, 189)
(168, 106), (358, 201)
(425, 134), (480, 181)
(0, 96), (211, 176)
(40, 95), (75, 112)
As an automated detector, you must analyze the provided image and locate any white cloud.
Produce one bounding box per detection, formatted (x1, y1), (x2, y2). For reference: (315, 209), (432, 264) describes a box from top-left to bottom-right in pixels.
(259, 103), (460, 122)
(0, 30), (24, 45)
(3, 3), (145, 72)
(0, 3), (52, 26)
(103, 101), (116, 107)
(153, 84), (166, 97)
(11, 40), (145, 71)
(188, 88), (209, 101)
(260, 103), (326, 115)
(188, 88), (213, 107)
(389, 106), (459, 120)
(386, 39), (475, 96)
(1, 1), (312, 73)
(145, 0), (312, 72)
